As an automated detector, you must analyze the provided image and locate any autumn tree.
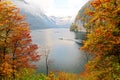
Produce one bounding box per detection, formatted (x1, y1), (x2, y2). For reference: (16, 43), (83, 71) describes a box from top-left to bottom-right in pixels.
(81, 0), (120, 80)
(0, 0), (40, 79)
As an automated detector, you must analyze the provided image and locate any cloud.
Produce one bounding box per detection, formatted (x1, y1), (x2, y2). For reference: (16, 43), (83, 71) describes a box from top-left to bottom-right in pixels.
(24, 0), (89, 17)
(68, 0), (88, 7)
(65, 0), (89, 17)
(25, 0), (54, 9)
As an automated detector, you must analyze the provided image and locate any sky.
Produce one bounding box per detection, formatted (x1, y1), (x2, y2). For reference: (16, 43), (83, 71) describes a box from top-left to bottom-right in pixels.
(26, 0), (89, 17)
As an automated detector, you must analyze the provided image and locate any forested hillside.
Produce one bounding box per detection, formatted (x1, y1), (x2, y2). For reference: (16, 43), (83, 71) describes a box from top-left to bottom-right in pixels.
(80, 0), (120, 79)
(71, 0), (120, 79)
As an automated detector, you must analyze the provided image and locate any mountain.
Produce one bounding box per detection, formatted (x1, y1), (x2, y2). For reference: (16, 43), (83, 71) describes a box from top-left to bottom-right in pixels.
(49, 16), (73, 28)
(12, 0), (55, 30)
(75, 0), (93, 26)
(70, 0), (92, 32)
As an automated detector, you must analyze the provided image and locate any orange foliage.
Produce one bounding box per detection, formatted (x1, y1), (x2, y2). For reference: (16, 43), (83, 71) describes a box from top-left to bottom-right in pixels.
(0, 0), (40, 79)
(81, 0), (120, 79)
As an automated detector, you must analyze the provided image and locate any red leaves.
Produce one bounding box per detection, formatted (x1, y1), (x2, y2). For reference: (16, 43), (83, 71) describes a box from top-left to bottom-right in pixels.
(91, 0), (110, 7)
(91, 0), (101, 7)
(91, 0), (103, 7)
(30, 53), (40, 61)
(88, 11), (95, 16)
(0, 0), (40, 78)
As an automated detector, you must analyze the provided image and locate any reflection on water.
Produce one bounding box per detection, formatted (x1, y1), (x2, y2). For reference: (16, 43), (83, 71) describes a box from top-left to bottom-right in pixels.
(31, 28), (87, 74)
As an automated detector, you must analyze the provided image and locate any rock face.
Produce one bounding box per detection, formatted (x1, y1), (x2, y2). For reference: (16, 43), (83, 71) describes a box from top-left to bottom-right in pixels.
(71, 0), (92, 32)
(12, 0), (55, 30)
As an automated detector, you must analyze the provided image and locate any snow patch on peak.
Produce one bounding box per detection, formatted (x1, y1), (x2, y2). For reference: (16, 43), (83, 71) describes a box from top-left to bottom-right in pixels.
(49, 16), (73, 28)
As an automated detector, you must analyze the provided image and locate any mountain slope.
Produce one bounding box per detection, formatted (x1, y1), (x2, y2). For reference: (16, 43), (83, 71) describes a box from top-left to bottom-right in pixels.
(12, 0), (55, 30)
(75, 0), (93, 26)
(70, 1), (93, 32)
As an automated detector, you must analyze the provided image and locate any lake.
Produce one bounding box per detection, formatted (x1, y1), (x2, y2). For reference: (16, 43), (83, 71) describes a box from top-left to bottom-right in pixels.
(31, 28), (88, 74)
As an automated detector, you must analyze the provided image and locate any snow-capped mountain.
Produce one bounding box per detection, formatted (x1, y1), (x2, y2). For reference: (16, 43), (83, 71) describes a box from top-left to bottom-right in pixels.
(49, 16), (73, 28)
(12, 0), (55, 30)
(12, 0), (74, 29)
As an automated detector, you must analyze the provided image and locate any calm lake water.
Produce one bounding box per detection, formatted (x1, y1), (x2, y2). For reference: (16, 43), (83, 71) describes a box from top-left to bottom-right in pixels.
(31, 28), (88, 74)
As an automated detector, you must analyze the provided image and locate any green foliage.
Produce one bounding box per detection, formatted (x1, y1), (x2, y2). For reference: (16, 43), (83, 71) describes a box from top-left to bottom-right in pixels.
(15, 69), (81, 80)
(16, 68), (45, 80)
(70, 23), (78, 32)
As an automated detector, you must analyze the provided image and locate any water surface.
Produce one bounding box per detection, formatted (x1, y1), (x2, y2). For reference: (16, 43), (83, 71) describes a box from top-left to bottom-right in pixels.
(31, 28), (87, 74)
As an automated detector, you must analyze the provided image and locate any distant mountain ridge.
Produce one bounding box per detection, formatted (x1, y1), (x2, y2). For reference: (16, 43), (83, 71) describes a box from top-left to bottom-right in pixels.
(50, 16), (73, 28)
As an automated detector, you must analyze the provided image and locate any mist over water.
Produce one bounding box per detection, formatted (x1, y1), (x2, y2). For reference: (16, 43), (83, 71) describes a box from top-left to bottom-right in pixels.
(31, 28), (88, 74)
